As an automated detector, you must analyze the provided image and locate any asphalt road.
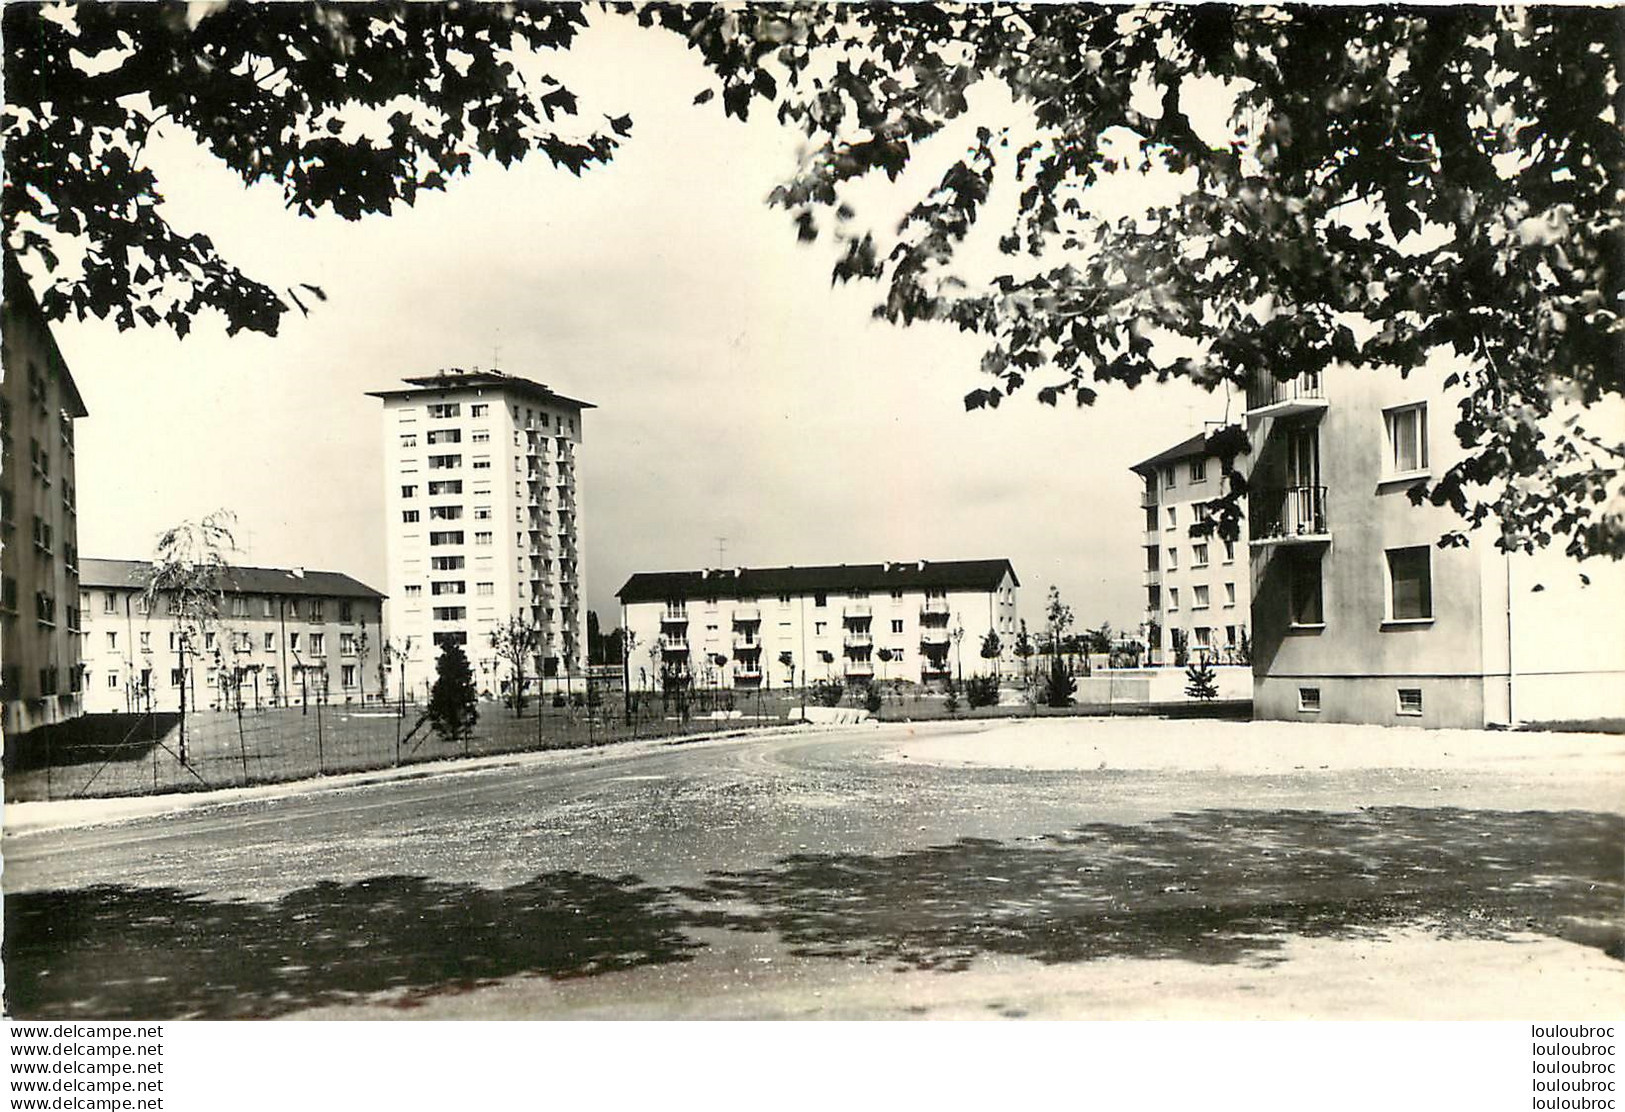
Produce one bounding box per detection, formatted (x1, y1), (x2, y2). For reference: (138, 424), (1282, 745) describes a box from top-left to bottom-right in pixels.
(4, 719), (1622, 1019)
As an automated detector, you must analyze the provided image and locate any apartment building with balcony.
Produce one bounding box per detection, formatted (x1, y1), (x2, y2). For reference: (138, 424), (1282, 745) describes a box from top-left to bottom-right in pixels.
(2, 259), (89, 737)
(1131, 432), (1251, 666)
(1245, 365), (1625, 728)
(369, 369), (590, 697)
(77, 560), (385, 713)
(616, 560), (1020, 690)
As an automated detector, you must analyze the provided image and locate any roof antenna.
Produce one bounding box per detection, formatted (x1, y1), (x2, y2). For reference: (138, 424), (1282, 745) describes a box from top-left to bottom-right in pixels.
(716, 535), (728, 566)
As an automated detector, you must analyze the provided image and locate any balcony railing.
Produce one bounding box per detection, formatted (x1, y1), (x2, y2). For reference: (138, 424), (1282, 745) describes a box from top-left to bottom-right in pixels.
(1246, 371), (1327, 416)
(844, 631), (873, 648)
(844, 660), (875, 678)
(919, 629), (951, 647)
(733, 606), (760, 623)
(920, 599), (950, 618)
(843, 603), (872, 619)
(734, 666), (763, 682)
(1142, 568), (1161, 587)
(1250, 485), (1330, 543)
(659, 635), (689, 653)
(732, 635), (760, 651)
(920, 660), (950, 678)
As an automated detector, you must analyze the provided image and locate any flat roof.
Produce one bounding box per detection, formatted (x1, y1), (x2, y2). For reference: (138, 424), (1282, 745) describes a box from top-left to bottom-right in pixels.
(366, 368), (594, 410)
(618, 559), (1019, 604)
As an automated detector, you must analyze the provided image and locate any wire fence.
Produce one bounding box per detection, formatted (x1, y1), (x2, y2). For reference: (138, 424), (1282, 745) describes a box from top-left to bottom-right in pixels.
(3, 680), (1250, 803)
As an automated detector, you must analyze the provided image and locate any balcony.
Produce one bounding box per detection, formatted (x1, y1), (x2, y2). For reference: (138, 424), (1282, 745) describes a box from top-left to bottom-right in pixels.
(843, 603), (872, 619)
(844, 660), (875, 679)
(734, 666), (763, 683)
(732, 634), (761, 652)
(659, 634), (689, 653)
(733, 606), (760, 623)
(1142, 568), (1161, 587)
(1245, 371), (1328, 419)
(919, 629), (951, 647)
(1250, 485), (1331, 544)
(1141, 485), (1158, 509)
(844, 631), (873, 648)
(921, 660), (950, 679)
(920, 599), (950, 618)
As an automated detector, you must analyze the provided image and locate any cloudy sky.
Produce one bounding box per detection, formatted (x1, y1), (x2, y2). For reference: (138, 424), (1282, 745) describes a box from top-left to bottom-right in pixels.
(40, 10), (1225, 634)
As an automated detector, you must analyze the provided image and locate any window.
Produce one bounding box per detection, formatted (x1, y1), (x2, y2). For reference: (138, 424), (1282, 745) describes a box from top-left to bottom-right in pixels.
(433, 631), (468, 648)
(264, 597), (274, 617)
(430, 505), (463, 520)
(427, 429), (461, 445)
(402, 510), (421, 523)
(1165, 507), (1177, 530)
(341, 633), (357, 655)
(140, 631), (151, 651)
(264, 632), (275, 652)
(1192, 543), (1209, 568)
(1225, 625), (1237, 646)
(471, 430), (490, 443)
(289, 633), (300, 651)
(404, 585), (423, 597)
(428, 480), (462, 496)
(108, 672), (120, 689)
(1166, 547), (1177, 570)
(1386, 546), (1433, 621)
(472, 456), (492, 470)
(1288, 550), (1324, 626)
(169, 631), (179, 652)
(1224, 583), (1236, 607)
(431, 581), (466, 595)
(1168, 587), (1179, 611)
(1397, 688), (1424, 716)
(814, 592), (827, 607)
(170, 668), (184, 687)
(1223, 539), (1236, 563)
(778, 593), (792, 608)
(476, 507), (494, 520)
(1384, 403), (1428, 475)
(234, 632), (252, 653)
(1189, 458), (1206, 482)
(1298, 687), (1321, 713)
(429, 531), (465, 546)
(430, 556), (464, 570)
(477, 582), (494, 596)
(230, 596), (249, 618)
(1193, 585), (1210, 609)
(342, 665), (357, 687)
(891, 619), (904, 634)
(309, 600), (324, 622)
(427, 403), (461, 419)
(474, 532), (493, 545)
(104, 591), (117, 614)
(1194, 626), (1212, 647)
(432, 607), (467, 621)
(470, 404), (488, 417)
(340, 601), (354, 623)
(1162, 464), (1176, 490)
(814, 621), (828, 636)
(204, 631), (216, 651)
(107, 631), (118, 650)
(400, 435), (418, 448)
(428, 454), (461, 469)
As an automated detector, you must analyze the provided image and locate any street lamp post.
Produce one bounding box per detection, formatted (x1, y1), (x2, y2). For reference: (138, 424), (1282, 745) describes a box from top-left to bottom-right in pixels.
(951, 619), (965, 683)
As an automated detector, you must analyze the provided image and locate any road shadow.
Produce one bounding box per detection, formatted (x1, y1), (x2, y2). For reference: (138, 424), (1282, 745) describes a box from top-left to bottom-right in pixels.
(682, 807), (1625, 972)
(4, 870), (699, 1019)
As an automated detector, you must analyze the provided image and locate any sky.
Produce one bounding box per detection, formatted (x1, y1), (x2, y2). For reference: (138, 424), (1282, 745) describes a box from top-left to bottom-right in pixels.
(37, 10), (1228, 635)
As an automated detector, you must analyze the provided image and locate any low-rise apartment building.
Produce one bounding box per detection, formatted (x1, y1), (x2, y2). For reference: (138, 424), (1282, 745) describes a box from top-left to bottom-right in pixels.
(1245, 365), (1625, 728)
(78, 560), (385, 713)
(1131, 432), (1251, 666)
(617, 560), (1020, 690)
(1, 259), (89, 737)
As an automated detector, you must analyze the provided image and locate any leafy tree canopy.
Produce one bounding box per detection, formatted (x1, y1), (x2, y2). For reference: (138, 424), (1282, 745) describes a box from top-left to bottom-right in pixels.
(3, 1), (625, 337)
(643, 3), (1624, 559)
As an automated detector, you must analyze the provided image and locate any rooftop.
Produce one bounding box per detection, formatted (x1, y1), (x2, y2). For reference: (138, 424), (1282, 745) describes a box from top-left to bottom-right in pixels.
(1130, 431), (1215, 475)
(618, 559), (1019, 604)
(79, 559), (385, 600)
(365, 368), (594, 410)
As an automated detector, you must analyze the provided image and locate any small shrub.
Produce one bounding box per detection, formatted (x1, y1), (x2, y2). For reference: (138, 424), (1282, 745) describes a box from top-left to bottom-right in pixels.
(863, 683), (882, 716)
(1185, 660), (1220, 701)
(1042, 656), (1075, 708)
(811, 679), (845, 707)
(944, 680), (960, 715)
(964, 674), (1000, 709)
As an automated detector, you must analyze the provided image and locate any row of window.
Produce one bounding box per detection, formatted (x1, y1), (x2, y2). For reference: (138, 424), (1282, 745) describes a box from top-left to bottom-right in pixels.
(1153, 582), (1240, 612)
(1284, 545), (1434, 627)
(1158, 457), (1210, 490)
(91, 663), (367, 691)
(660, 587), (966, 617)
(95, 628), (361, 656)
(1149, 539), (1237, 572)
(1299, 686), (1425, 717)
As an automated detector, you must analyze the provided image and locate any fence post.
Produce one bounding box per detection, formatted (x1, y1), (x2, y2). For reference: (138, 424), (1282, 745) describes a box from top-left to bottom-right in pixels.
(45, 725), (53, 802)
(315, 697), (324, 776)
(237, 699), (249, 785)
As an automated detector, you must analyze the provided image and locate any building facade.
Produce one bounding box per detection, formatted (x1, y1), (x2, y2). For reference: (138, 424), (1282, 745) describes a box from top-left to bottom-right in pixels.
(2, 261), (89, 736)
(77, 560), (385, 713)
(1246, 365), (1625, 728)
(617, 560), (1020, 691)
(1131, 432), (1251, 667)
(369, 369), (590, 698)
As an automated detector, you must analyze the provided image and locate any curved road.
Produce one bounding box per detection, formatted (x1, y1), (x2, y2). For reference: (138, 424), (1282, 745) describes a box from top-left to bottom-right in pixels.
(5, 719), (1621, 1019)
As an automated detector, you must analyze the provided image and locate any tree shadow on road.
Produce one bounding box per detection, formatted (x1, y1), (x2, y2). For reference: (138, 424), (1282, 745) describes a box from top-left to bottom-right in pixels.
(682, 807), (1625, 972)
(4, 871), (700, 1019)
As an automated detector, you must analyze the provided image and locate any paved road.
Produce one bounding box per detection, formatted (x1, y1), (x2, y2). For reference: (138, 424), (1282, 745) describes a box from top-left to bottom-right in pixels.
(5, 719), (1622, 1019)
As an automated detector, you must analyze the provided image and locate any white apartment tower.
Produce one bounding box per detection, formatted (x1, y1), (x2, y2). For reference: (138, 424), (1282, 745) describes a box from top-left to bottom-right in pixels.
(369, 370), (591, 698)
